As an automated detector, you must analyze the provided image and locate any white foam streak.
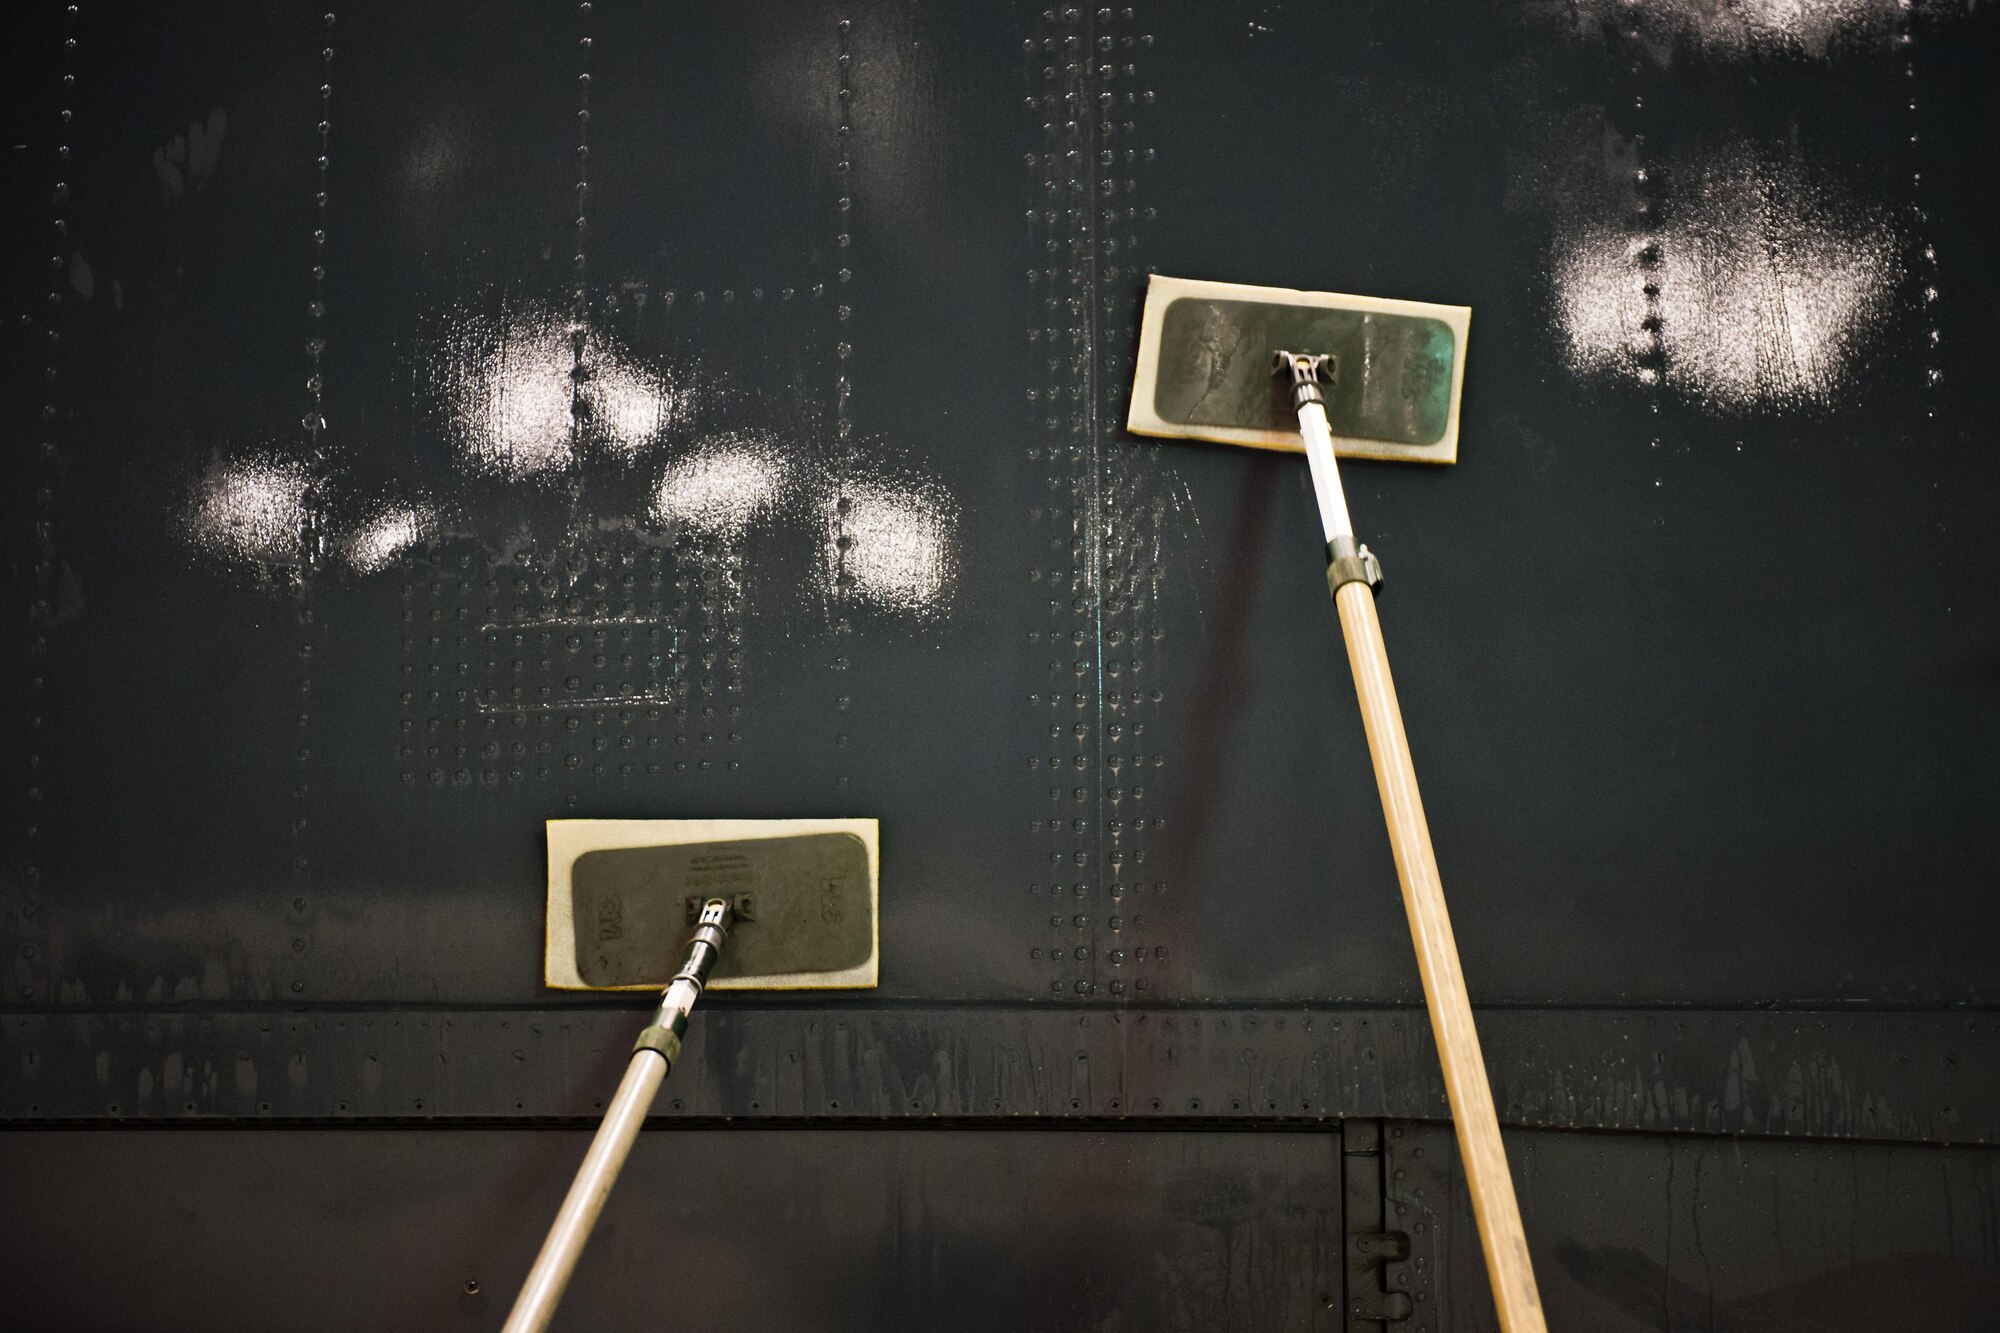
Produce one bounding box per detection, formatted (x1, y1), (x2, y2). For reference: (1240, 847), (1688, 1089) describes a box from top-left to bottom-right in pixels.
(652, 438), (784, 536)
(443, 306), (679, 478)
(1553, 231), (1651, 378)
(188, 456), (309, 568)
(1552, 143), (1898, 411)
(343, 505), (432, 574)
(1545, 0), (1903, 58)
(840, 480), (957, 615)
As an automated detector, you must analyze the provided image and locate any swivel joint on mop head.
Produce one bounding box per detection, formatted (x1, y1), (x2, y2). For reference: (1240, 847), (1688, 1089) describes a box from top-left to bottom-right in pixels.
(673, 897), (733, 985)
(1272, 350), (1336, 411)
(633, 897), (734, 1064)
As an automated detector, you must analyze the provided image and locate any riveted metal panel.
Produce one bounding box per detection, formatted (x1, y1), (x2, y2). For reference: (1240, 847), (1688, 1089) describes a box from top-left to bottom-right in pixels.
(6, 0), (1998, 1019)
(4, 0), (2000, 1326)
(1386, 1121), (2000, 1331)
(0, 1127), (1344, 1332)
(5, 1006), (1993, 1144)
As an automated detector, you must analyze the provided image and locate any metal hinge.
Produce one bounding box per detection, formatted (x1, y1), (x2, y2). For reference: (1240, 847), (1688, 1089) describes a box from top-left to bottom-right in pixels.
(1349, 1231), (1413, 1323)
(1348, 1290), (1414, 1322)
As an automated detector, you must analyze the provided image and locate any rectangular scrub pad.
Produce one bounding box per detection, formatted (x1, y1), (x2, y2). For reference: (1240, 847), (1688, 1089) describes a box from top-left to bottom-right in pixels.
(545, 818), (880, 991)
(1126, 274), (1470, 464)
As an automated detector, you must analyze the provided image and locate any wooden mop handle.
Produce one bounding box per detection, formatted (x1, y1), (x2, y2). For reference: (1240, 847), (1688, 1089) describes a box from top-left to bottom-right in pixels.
(1334, 579), (1547, 1333)
(1275, 355), (1545, 1329)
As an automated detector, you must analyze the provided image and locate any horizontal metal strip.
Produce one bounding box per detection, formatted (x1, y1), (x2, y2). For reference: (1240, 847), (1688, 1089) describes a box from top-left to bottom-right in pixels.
(1, 1007), (1987, 1144)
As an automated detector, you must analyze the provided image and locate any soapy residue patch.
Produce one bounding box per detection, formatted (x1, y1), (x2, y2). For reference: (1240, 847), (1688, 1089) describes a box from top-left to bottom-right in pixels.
(587, 355), (680, 464)
(185, 454), (311, 570)
(342, 503), (435, 574)
(651, 433), (786, 537)
(1531, 0), (1909, 60)
(835, 477), (959, 617)
(178, 308), (961, 629)
(1551, 140), (1899, 411)
(435, 303), (683, 477)
(1552, 228), (1652, 381)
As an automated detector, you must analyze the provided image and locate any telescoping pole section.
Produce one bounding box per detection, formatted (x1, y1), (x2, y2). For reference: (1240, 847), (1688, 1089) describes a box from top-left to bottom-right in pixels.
(1275, 352), (1547, 1333)
(502, 898), (734, 1333)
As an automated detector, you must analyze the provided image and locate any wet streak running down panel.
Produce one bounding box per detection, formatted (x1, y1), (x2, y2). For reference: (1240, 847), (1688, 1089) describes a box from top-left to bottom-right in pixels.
(2, 1), (1998, 1329)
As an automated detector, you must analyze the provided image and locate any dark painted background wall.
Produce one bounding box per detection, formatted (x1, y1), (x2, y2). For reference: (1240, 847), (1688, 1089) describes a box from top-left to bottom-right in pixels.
(3, 2), (1997, 1329)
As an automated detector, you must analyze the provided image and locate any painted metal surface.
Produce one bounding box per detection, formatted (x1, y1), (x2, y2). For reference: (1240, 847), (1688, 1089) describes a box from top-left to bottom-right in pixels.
(3, 0), (1998, 1326)
(6, 1006), (1993, 1144)
(1, 1122), (1993, 1331)
(1389, 1121), (2000, 1331)
(0, 1127), (1344, 1332)
(4, 0), (1997, 1015)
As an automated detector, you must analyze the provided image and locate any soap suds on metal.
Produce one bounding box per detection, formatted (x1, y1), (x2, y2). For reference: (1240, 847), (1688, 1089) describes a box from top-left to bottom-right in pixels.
(652, 433), (786, 537)
(1533, 0), (1913, 60)
(341, 504), (435, 575)
(185, 455), (312, 571)
(433, 302), (687, 478)
(1551, 140), (1900, 411)
(831, 477), (959, 618)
